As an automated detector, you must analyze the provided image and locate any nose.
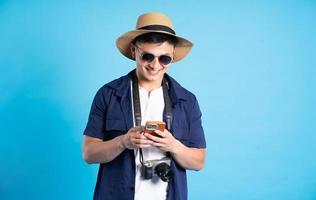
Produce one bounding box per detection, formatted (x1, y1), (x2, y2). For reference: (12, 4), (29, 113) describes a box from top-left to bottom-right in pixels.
(149, 57), (161, 69)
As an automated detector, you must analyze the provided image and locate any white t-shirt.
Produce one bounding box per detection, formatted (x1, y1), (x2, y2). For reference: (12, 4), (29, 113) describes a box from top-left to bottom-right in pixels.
(131, 84), (168, 200)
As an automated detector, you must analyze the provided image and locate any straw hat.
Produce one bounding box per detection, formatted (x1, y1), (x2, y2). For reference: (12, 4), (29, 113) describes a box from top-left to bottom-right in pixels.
(116, 13), (193, 62)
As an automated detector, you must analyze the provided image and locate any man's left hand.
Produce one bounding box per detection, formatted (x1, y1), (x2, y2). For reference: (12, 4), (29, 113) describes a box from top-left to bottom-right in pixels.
(144, 129), (183, 153)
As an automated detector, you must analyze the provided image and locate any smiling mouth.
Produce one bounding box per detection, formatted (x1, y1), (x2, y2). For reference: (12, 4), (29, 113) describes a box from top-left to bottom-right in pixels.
(146, 67), (162, 75)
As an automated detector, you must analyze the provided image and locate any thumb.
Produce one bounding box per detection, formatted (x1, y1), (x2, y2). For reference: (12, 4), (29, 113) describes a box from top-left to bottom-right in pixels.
(135, 126), (144, 132)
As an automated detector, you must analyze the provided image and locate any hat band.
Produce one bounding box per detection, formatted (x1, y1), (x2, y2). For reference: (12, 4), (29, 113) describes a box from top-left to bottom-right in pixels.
(138, 25), (176, 35)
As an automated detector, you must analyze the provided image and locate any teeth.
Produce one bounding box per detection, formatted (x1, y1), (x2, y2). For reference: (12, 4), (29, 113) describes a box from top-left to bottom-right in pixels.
(145, 67), (162, 76)
(147, 69), (159, 73)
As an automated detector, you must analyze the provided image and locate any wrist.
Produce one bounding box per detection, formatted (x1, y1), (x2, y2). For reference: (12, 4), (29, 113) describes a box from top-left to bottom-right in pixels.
(171, 139), (184, 155)
(118, 134), (126, 150)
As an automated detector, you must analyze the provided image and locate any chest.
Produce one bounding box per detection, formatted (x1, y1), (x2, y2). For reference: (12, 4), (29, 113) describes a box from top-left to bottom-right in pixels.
(138, 87), (165, 125)
(104, 91), (190, 143)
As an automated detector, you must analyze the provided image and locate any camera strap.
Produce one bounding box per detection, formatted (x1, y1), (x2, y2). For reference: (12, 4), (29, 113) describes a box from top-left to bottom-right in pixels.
(132, 71), (173, 164)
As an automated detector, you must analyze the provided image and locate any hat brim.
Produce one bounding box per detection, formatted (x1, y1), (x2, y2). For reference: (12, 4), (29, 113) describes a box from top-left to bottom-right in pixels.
(116, 29), (193, 62)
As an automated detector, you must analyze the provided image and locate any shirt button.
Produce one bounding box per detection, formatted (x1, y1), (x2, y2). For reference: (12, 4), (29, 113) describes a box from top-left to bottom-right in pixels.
(130, 186), (135, 191)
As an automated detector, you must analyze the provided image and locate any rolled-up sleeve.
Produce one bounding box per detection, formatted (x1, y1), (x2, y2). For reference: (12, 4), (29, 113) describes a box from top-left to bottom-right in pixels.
(83, 87), (108, 139)
(188, 96), (206, 148)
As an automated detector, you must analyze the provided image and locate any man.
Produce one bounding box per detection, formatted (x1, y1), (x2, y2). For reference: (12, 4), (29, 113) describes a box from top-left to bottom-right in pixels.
(82, 13), (206, 200)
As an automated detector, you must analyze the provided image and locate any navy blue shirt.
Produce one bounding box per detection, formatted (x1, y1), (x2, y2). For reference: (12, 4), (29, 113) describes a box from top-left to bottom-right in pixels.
(84, 70), (206, 200)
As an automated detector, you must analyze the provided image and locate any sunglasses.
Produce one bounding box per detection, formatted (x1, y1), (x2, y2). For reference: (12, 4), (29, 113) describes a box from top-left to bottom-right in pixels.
(135, 46), (173, 65)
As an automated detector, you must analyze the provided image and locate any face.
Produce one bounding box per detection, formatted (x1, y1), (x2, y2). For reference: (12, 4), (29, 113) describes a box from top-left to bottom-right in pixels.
(131, 41), (175, 86)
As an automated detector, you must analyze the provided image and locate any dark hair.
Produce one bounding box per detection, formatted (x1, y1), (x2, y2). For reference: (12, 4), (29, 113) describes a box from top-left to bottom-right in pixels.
(132, 32), (178, 46)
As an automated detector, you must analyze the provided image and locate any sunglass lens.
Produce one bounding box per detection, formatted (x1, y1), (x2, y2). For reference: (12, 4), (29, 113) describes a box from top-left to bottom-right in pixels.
(142, 53), (155, 62)
(159, 55), (172, 65)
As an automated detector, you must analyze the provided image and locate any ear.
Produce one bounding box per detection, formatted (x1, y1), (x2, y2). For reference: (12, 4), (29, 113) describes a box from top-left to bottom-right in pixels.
(130, 44), (136, 59)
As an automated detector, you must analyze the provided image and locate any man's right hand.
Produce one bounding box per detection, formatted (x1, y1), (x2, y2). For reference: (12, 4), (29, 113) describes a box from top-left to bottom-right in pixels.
(122, 126), (153, 149)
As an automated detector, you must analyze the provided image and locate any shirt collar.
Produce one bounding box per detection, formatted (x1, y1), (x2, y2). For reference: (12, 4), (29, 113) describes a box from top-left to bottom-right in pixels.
(107, 69), (189, 104)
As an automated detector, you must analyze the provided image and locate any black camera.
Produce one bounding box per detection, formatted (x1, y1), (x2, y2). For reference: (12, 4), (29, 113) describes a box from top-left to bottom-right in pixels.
(140, 157), (173, 182)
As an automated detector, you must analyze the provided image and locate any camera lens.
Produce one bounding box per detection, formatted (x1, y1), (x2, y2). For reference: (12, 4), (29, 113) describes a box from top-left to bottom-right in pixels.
(155, 163), (173, 182)
(146, 124), (157, 130)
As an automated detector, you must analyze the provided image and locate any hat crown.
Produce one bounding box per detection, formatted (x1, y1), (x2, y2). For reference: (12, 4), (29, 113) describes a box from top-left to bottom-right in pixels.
(136, 13), (174, 30)
(116, 12), (193, 62)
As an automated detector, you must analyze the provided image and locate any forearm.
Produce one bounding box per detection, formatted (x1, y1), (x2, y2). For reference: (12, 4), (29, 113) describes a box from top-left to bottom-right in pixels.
(170, 141), (206, 171)
(83, 135), (125, 164)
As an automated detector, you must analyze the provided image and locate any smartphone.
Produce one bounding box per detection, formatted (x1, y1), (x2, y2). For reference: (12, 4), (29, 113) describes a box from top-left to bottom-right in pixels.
(144, 121), (165, 136)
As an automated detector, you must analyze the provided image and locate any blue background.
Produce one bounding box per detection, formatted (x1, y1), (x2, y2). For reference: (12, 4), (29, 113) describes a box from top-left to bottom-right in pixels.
(1, 0), (315, 199)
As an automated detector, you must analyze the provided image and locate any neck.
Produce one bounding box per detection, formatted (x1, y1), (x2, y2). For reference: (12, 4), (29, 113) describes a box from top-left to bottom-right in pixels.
(135, 72), (163, 92)
(138, 79), (163, 92)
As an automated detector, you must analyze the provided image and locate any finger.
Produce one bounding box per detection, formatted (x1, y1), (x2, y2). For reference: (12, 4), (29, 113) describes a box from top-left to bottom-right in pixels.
(132, 138), (147, 145)
(154, 130), (165, 138)
(135, 130), (145, 135)
(132, 138), (153, 145)
(135, 126), (145, 132)
(144, 133), (164, 143)
(137, 144), (152, 148)
(163, 129), (172, 136)
(130, 126), (144, 133)
(134, 133), (148, 140)
(152, 142), (165, 147)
